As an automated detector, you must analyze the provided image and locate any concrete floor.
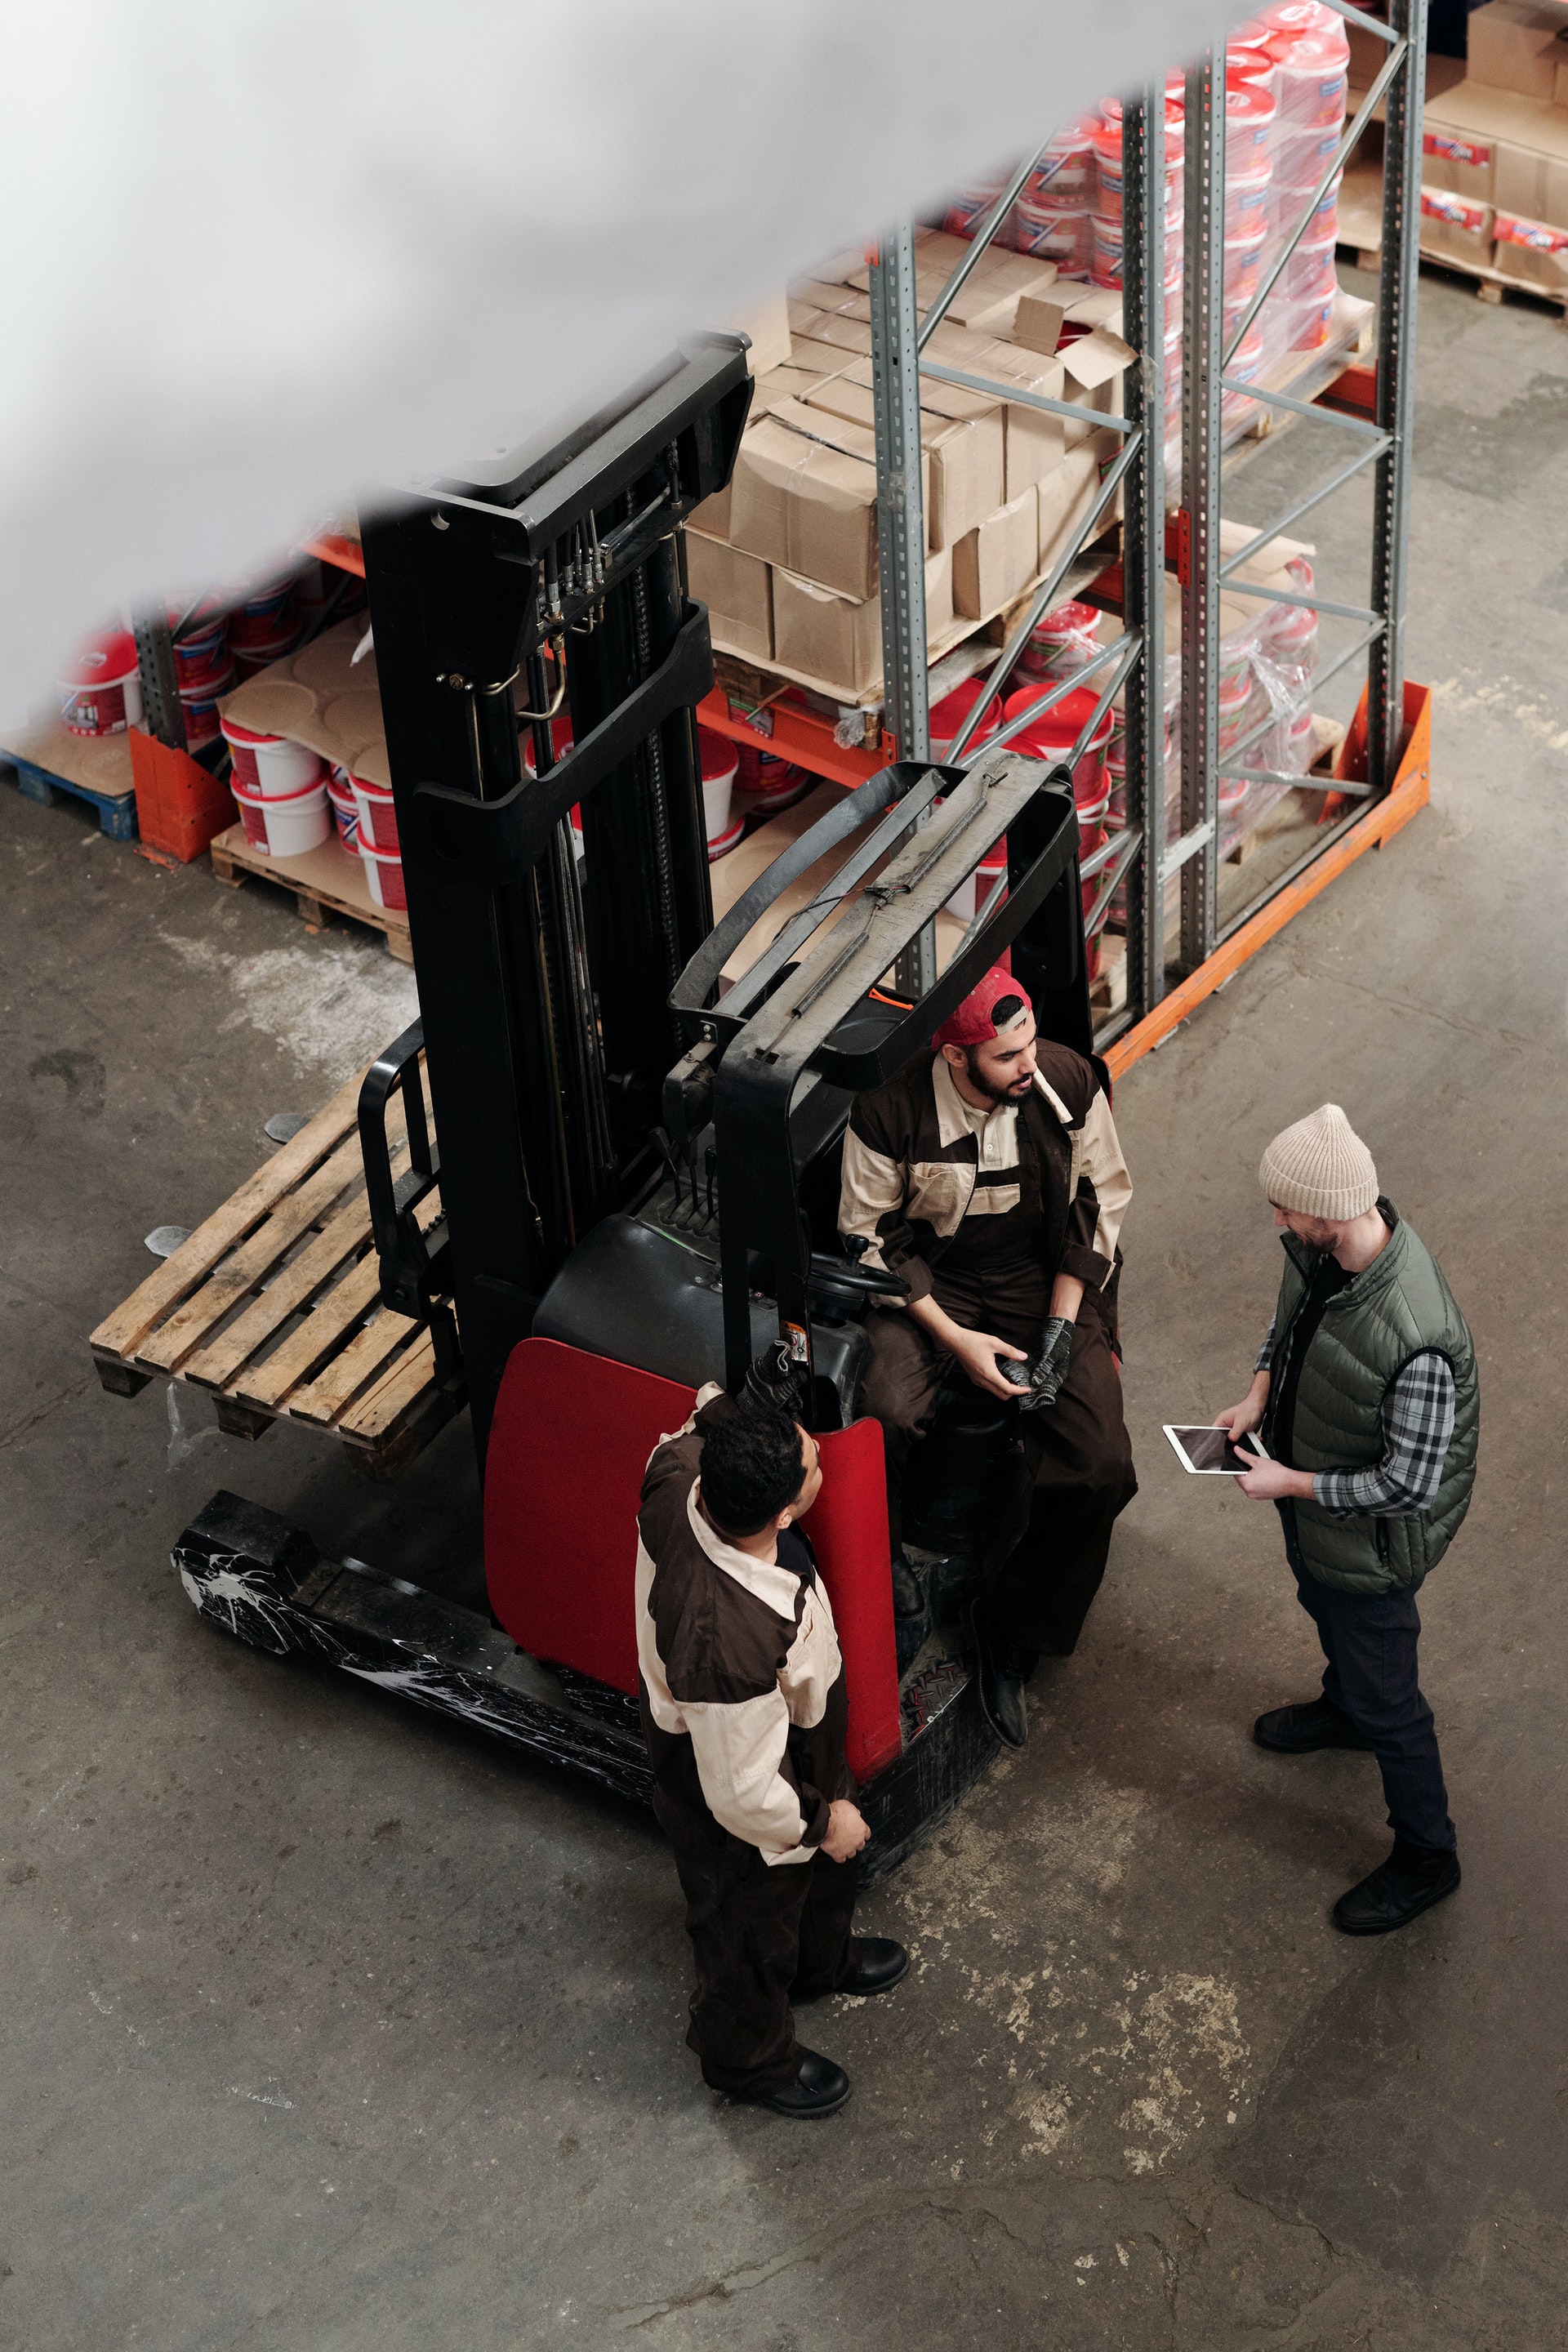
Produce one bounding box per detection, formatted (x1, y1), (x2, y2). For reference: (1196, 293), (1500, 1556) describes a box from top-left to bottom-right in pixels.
(4, 264), (1568, 2351)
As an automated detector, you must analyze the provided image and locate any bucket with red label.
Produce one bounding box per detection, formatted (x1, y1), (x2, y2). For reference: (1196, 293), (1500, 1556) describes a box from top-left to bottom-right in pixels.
(180, 669), (235, 748)
(1010, 194), (1093, 278)
(943, 838), (1008, 925)
(1268, 28), (1348, 131)
(229, 578), (297, 648)
(232, 776), (332, 858)
(359, 839), (408, 910)
(1002, 685), (1116, 806)
(220, 718), (323, 798)
(171, 613), (232, 693)
(326, 768), (359, 849)
(696, 725), (740, 851)
(59, 630), (144, 737)
(1020, 599), (1102, 685)
(350, 774), (399, 853)
(1224, 81), (1277, 172)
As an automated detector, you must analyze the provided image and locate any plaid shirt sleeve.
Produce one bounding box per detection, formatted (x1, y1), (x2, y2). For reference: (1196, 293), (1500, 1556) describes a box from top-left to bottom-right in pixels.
(1255, 1316), (1276, 1373)
(1312, 1351), (1456, 1517)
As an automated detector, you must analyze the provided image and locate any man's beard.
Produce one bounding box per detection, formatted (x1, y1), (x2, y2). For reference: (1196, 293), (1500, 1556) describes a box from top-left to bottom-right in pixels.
(962, 1046), (1030, 1105)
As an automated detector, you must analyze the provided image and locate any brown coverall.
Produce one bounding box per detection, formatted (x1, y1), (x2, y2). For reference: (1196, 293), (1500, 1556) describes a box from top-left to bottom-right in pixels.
(844, 1044), (1137, 1657)
(635, 1391), (861, 2098)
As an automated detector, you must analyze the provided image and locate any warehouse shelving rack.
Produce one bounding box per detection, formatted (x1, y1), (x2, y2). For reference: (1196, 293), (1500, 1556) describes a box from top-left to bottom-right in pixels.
(866, 0), (1433, 1071)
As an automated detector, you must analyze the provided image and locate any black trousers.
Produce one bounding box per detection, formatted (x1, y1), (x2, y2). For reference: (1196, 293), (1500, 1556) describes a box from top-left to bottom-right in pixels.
(860, 1284), (1137, 1658)
(656, 1791), (861, 2098)
(1290, 1558), (1456, 1855)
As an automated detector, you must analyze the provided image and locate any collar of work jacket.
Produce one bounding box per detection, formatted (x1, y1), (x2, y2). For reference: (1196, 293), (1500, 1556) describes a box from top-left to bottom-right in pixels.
(685, 1482), (811, 1620)
(929, 1049), (1080, 1150)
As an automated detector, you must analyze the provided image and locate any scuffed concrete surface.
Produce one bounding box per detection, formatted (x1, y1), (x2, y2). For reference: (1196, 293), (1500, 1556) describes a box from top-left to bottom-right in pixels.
(2, 266), (1567, 2347)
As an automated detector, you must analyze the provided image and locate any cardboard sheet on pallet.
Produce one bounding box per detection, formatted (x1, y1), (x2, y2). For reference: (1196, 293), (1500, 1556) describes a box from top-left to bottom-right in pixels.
(0, 714), (136, 804)
(217, 616), (390, 785)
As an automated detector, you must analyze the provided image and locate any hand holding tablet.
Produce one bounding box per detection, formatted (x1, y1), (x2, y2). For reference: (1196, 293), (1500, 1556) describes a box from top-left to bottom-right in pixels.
(1164, 1424), (1271, 1477)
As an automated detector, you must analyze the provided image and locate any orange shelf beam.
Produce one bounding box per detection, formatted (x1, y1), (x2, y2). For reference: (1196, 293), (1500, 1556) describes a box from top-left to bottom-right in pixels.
(697, 688), (886, 791)
(300, 532), (365, 580)
(1105, 679), (1431, 1085)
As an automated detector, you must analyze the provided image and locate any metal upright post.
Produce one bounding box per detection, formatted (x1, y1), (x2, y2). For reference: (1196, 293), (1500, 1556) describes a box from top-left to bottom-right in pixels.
(1121, 88), (1167, 1027)
(870, 223), (937, 1000)
(132, 612), (186, 752)
(1179, 54), (1223, 973)
(1369, 0), (1426, 793)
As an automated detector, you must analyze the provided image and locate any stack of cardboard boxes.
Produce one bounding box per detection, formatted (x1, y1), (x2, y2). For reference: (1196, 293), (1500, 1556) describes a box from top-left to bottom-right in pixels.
(686, 229), (1131, 706)
(1408, 1), (1568, 296)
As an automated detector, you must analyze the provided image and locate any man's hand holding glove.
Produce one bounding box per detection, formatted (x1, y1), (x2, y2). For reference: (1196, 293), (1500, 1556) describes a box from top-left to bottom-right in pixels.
(1001, 1315), (1074, 1413)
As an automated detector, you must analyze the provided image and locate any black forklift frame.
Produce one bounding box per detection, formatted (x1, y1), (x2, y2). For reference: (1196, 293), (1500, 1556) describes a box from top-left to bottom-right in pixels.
(360, 334), (753, 1468)
(169, 344), (1092, 1872)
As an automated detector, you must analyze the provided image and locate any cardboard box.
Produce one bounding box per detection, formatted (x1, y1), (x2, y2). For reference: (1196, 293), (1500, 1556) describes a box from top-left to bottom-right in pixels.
(1010, 282), (1125, 357)
(1419, 185), (1496, 267)
(728, 413), (882, 599)
(1492, 206), (1568, 287)
(799, 312), (875, 357)
(1036, 444), (1107, 579)
(732, 294), (791, 377)
(1423, 80), (1568, 220)
(797, 367), (1002, 550)
(772, 549), (953, 696)
(768, 396), (933, 540)
(972, 342), (1069, 492)
(1467, 2), (1568, 101)
(952, 484), (1039, 619)
(685, 532), (773, 662)
(1494, 123), (1568, 229)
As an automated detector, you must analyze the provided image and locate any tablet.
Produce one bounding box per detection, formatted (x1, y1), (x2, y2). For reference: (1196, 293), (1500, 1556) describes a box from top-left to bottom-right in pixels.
(1163, 1424), (1270, 1476)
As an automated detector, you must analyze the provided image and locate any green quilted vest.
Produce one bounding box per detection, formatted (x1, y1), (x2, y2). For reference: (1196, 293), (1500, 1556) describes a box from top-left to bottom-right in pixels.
(1271, 1201), (1479, 1595)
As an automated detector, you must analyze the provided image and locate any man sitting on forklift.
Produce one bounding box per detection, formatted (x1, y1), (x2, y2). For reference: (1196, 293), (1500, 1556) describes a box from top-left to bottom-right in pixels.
(840, 962), (1137, 1749)
(636, 1373), (911, 2118)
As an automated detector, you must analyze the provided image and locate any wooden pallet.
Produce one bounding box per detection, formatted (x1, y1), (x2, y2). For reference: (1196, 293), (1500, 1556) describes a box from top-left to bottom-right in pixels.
(1, 719), (139, 840)
(88, 1060), (457, 1478)
(208, 823), (413, 962)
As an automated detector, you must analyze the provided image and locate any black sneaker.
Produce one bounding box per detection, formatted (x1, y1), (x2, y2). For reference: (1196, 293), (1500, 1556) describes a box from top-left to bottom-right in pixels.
(1332, 1840), (1460, 1936)
(1254, 1699), (1374, 1754)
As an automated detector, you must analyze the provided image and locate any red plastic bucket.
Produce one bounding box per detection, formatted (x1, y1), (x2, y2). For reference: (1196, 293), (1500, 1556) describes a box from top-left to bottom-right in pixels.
(1002, 686), (1115, 805)
(59, 630), (143, 737)
(180, 669), (235, 747)
(930, 675), (1001, 761)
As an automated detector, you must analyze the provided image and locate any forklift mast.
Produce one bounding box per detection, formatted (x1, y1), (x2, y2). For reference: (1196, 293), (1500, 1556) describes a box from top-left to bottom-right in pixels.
(360, 339), (753, 1463)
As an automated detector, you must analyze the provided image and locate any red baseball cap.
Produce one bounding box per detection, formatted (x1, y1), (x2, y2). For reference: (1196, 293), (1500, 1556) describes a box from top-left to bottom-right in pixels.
(933, 959), (1030, 1049)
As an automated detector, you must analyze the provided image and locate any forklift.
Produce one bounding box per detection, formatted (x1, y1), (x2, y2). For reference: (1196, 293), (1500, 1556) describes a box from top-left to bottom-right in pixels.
(167, 333), (1096, 1871)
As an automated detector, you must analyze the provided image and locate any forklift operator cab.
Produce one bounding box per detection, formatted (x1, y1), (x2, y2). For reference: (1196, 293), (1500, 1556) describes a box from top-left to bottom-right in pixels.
(173, 336), (1100, 1871)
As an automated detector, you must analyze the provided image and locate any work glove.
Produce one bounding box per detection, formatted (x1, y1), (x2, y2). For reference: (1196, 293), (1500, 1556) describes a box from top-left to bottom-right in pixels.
(1000, 1316), (1074, 1413)
(742, 1338), (810, 1422)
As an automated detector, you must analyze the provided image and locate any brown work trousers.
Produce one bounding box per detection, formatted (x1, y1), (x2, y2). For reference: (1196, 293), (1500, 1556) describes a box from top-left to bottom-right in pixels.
(656, 1790), (861, 2099)
(859, 1267), (1137, 1657)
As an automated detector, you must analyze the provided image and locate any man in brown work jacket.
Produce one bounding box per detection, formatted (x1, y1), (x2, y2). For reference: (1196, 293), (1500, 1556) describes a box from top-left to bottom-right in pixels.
(840, 962), (1136, 1750)
(636, 1381), (910, 2118)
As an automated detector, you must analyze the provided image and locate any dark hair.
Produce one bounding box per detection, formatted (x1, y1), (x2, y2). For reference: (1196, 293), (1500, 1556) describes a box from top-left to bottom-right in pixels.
(700, 1408), (805, 1537)
(989, 991), (1027, 1028)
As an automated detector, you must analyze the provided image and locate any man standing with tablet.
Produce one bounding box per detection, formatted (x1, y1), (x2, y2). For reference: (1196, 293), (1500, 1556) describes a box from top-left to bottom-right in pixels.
(1214, 1104), (1479, 1936)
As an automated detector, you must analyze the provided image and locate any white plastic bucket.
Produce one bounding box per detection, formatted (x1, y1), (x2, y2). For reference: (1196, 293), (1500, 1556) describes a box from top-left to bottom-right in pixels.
(697, 724), (738, 844)
(220, 719), (324, 798)
(350, 775), (399, 852)
(359, 840), (408, 909)
(232, 777), (331, 858)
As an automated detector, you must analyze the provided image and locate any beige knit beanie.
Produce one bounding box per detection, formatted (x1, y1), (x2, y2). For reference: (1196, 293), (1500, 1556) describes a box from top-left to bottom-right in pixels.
(1258, 1103), (1379, 1221)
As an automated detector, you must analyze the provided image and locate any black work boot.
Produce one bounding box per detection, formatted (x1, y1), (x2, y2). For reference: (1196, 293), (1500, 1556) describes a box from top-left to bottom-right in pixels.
(890, 1553), (929, 1673)
(754, 2049), (851, 2118)
(1332, 1838), (1460, 1936)
(966, 1598), (1034, 1749)
(1254, 1698), (1374, 1754)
